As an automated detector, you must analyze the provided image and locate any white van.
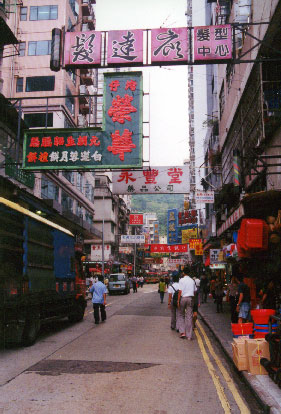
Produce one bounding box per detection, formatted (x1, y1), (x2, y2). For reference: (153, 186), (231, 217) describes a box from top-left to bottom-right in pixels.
(108, 273), (130, 295)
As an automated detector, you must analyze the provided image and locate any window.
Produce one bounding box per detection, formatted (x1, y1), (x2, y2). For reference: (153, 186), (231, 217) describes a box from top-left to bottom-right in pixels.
(20, 7), (27, 21)
(19, 42), (26, 57)
(28, 40), (51, 56)
(219, 82), (225, 119)
(61, 191), (73, 212)
(76, 172), (83, 192)
(24, 113), (53, 128)
(41, 176), (59, 201)
(16, 77), (23, 92)
(69, 0), (75, 16)
(62, 171), (75, 184)
(26, 76), (55, 92)
(67, 69), (76, 85)
(65, 86), (75, 115)
(111, 223), (115, 234)
(30, 5), (58, 21)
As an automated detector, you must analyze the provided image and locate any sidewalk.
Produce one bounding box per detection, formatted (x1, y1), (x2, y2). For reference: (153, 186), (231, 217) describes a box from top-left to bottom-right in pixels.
(198, 299), (281, 414)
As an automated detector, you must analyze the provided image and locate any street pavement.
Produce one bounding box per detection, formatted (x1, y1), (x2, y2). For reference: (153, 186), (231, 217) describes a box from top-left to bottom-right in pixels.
(198, 296), (281, 414)
(0, 285), (258, 414)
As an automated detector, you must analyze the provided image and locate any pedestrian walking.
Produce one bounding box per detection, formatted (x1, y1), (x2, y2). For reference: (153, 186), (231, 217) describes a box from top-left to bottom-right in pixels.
(89, 275), (107, 325)
(215, 278), (224, 313)
(226, 276), (239, 323)
(193, 285), (200, 330)
(200, 274), (209, 303)
(132, 275), (138, 293)
(167, 274), (180, 331)
(158, 278), (166, 303)
(236, 275), (251, 323)
(177, 265), (196, 340)
(210, 277), (217, 303)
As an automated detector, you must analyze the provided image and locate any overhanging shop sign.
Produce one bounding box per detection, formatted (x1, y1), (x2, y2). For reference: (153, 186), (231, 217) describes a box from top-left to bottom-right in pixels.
(217, 204), (245, 237)
(23, 72), (142, 170)
(150, 244), (188, 253)
(63, 25), (232, 68)
(121, 235), (145, 244)
(195, 190), (214, 204)
(112, 166), (190, 194)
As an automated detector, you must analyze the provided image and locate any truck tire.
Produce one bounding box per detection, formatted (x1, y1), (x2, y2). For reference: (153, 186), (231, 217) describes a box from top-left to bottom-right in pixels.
(68, 303), (85, 323)
(22, 316), (40, 346)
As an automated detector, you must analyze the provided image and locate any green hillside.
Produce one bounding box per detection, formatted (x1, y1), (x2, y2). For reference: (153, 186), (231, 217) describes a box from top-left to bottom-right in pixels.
(131, 194), (184, 236)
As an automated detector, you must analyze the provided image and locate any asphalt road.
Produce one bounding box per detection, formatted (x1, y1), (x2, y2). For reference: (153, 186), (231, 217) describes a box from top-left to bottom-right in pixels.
(0, 285), (263, 414)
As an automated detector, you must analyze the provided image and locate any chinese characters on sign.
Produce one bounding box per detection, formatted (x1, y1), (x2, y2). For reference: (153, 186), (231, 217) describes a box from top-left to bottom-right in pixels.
(64, 31), (102, 66)
(91, 244), (111, 261)
(210, 249), (224, 264)
(195, 190), (214, 204)
(167, 208), (178, 245)
(129, 214), (144, 225)
(120, 235), (145, 244)
(108, 30), (143, 64)
(151, 28), (188, 64)
(182, 228), (198, 244)
(194, 25), (232, 62)
(189, 238), (202, 250)
(153, 221), (159, 244)
(23, 72), (143, 170)
(150, 244), (188, 253)
(63, 25), (234, 68)
(112, 166), (190, 194)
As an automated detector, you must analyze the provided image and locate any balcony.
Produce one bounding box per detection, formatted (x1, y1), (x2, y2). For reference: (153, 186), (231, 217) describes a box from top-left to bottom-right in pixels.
(81, 0), (91, 16)
(79, 102), (90, 115)
(79, 84), (89, 103)
(80, 69), (93, 85)
(82, 14), (96, 30)
(77, 114), (88, 127)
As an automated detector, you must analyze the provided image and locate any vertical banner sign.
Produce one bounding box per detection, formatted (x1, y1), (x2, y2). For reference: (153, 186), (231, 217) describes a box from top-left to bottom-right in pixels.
(107, 30), (143, 65)
(64, 31), (102, 66)
(153, 221), (159, 244)
(167, 209), (178, 245)
(151, 28), (189, 64)
(23, 72), (143, 170)
(194, 25), (232, 62)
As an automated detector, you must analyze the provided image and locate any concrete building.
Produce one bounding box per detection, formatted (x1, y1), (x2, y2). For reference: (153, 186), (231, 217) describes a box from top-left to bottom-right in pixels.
(1, 0), (102, 243)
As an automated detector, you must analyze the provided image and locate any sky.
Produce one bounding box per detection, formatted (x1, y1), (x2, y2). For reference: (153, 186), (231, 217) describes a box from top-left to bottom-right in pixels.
(95, 0), (189, 167)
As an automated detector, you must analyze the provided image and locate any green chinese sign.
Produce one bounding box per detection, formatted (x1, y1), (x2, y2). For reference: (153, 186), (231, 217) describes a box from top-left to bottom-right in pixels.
(23, 72), (143, 170)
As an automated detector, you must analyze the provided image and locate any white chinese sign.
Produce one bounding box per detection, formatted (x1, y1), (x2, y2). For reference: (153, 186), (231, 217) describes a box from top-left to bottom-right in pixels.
(167, 258), (186, 265)
(210, 249), (224, 264)
(91, 244), (111, 261)
(120, 235), (145, 244)
(119, 246), (133, 254)
(112, 166), (190, 194)
(195, 190), (214, 203)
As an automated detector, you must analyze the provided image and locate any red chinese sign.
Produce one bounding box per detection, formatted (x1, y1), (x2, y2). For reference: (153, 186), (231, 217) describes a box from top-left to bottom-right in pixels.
(194, 25), (232, 62)
(129, 214), (144, 225)
(23, 72), (143, 170)
(150, 244), (188, 253)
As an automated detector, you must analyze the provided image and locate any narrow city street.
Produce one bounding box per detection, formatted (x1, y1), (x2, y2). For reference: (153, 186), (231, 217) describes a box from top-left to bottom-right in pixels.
(0, 285), (262, 414)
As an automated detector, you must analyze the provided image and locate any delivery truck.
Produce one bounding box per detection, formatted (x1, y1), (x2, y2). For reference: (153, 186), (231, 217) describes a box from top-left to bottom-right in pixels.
(0, 196), (87, 346)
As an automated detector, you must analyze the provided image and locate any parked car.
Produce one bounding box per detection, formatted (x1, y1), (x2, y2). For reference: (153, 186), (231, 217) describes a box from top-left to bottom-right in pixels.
(108, 273), (130, 295)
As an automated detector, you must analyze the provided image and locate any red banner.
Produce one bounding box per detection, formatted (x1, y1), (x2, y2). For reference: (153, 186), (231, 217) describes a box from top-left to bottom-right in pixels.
(150, 244), (188, 253)
(129, 214), (143, 225)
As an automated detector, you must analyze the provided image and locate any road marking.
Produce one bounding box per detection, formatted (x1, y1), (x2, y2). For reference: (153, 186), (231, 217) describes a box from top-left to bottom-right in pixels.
(197, 321), (250, 414)
(195, 328), (231, 414)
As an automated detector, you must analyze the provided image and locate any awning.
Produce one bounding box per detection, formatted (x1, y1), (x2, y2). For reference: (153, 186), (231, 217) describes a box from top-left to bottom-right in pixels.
(0, 17), (18, 46)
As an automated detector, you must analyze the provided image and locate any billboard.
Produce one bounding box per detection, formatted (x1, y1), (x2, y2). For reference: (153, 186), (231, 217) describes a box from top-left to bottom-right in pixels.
(112, 166), (190, 194)
(23, 72), (143, 170)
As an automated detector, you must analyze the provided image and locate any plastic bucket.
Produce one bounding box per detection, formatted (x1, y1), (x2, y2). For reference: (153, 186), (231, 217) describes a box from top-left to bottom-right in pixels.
(251, 309), (275, 324)
(231, 323), (253, 336)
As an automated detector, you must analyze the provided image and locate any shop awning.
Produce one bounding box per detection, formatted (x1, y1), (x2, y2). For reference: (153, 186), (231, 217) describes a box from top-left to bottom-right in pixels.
(0, 17), (18, 46)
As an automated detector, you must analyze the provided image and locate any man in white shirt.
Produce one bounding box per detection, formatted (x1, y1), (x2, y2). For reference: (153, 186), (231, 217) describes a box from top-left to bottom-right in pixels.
(177, 265), (196, 340)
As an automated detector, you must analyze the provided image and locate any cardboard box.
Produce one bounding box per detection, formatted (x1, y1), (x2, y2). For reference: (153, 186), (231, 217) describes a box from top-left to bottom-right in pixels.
(232, 337), (249, 371)
(246, 338), (270, 375)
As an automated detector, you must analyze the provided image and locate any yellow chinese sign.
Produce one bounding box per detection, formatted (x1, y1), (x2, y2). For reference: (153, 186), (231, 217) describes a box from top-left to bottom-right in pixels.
(195, 242), (203, 255)
(182, 228), (197, 244)
(189, 238), (202, 249)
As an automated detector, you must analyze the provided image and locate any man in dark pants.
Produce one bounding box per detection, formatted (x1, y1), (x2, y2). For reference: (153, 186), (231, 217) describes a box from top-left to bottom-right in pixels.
(89, 275), (107, 324)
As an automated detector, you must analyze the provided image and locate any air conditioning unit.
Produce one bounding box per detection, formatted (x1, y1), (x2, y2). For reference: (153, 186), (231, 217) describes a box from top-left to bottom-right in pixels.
(78, 114), (88, 127)
(80, 84), (87, 94)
